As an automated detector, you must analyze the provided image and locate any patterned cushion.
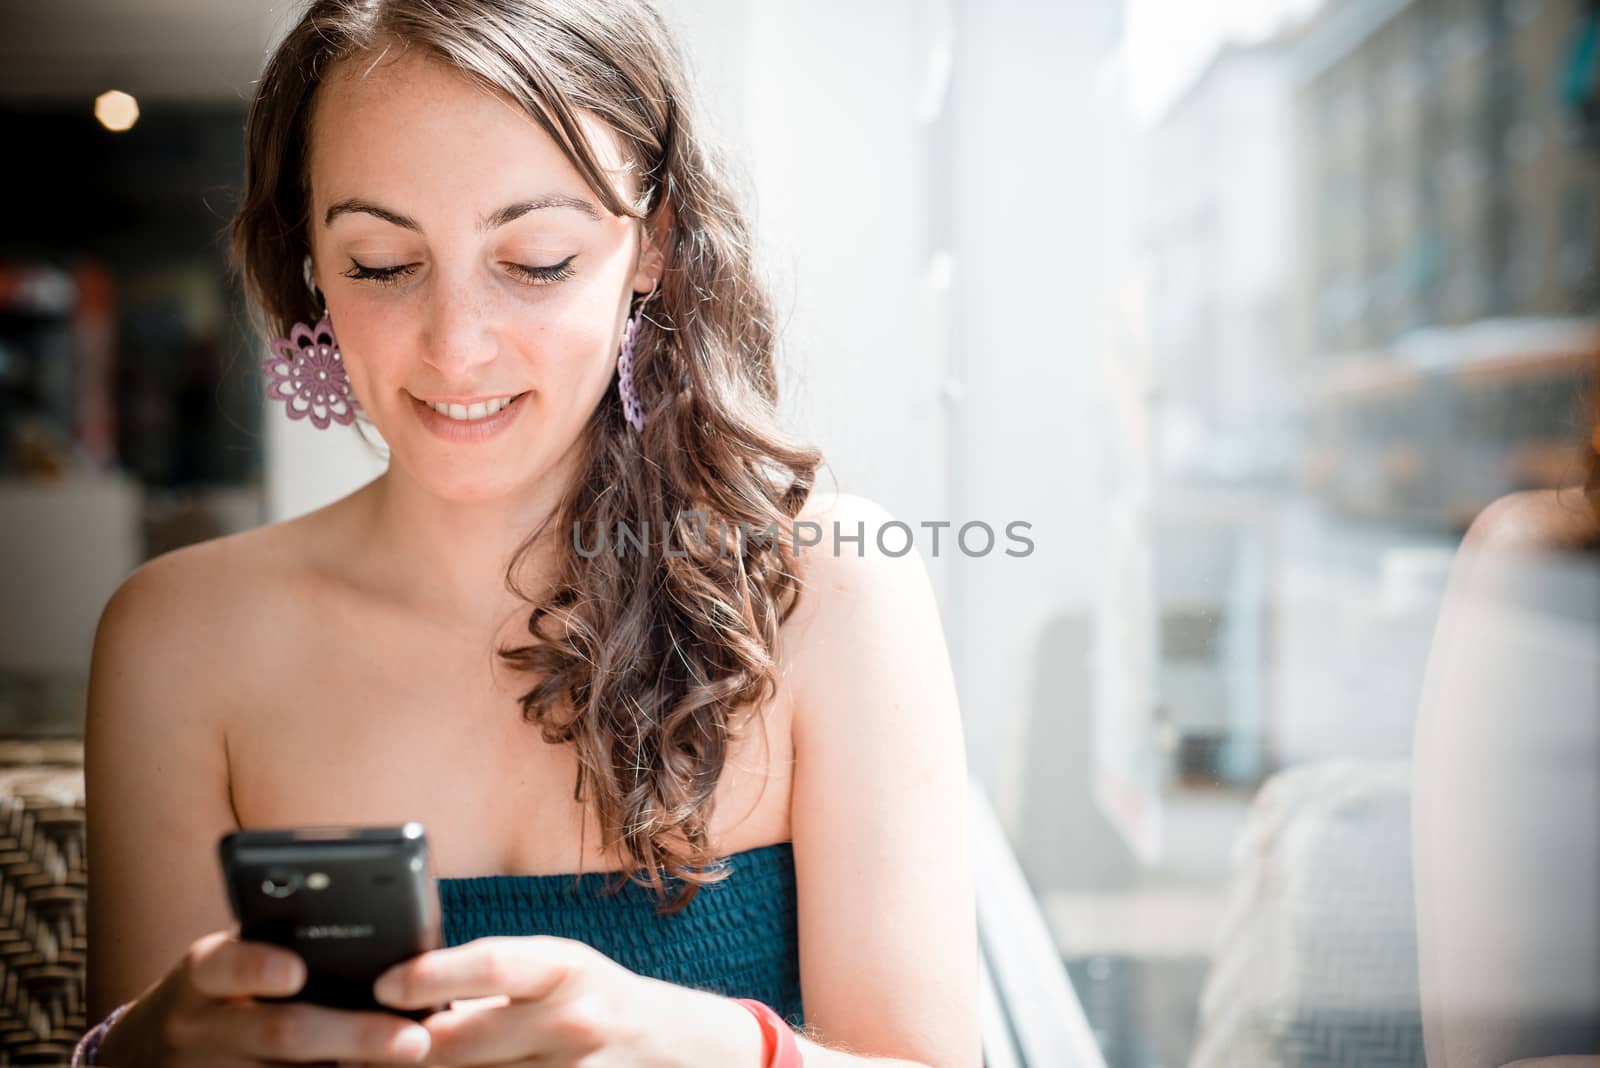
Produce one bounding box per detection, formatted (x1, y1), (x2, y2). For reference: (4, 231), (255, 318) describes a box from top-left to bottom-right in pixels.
(0, 741), (86, 1064)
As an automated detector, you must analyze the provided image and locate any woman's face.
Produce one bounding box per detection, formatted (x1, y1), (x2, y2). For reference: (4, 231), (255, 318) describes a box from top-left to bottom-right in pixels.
(305, 49), (663, 503)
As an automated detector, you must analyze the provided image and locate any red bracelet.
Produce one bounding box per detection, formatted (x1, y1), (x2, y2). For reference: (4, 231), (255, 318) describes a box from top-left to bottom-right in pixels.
(733, 997), (803, 1067)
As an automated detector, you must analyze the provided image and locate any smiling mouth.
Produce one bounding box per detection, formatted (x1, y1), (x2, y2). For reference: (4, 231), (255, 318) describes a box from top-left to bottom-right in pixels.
(417, 392), (529, 422)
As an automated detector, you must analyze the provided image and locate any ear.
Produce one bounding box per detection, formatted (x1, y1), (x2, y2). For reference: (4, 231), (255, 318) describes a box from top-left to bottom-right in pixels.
(631, 195), (674, 295)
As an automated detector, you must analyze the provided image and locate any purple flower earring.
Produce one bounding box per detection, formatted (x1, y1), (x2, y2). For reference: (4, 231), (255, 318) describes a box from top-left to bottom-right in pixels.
(262, 255), (360, 429)
(617, 299), (648, 433)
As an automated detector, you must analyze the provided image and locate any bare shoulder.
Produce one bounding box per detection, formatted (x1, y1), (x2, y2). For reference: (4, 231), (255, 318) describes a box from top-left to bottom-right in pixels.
(1462, 487), (1600, 558)
(96, 518), (304, 670)
(788, 489), (935, 621)
(781, 490), (949, 719)
(791, 489), (930, 575)
(1443, 487), (1600, 610)
(89, 511), (343, 748)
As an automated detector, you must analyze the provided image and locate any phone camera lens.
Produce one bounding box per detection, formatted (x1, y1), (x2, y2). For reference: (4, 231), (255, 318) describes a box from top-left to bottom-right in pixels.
(261, 869), (302, 899)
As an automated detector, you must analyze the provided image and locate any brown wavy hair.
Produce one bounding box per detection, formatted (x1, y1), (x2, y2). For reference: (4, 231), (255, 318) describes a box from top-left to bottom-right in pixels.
(229, 0), (823, 913)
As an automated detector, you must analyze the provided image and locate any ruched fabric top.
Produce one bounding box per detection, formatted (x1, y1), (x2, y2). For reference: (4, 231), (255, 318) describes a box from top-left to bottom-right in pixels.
(435, 840), (804, 1027)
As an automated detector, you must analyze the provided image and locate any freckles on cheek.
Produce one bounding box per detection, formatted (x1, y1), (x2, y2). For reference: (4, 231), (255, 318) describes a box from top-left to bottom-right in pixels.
(333, 309), (405, 392)
(519, 317), (610, 391)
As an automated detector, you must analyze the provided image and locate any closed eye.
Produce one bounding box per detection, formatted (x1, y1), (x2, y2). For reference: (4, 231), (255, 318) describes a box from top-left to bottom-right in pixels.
(340, 256), (578, 287)
(343, 260), (416, 286)
(504, 255), (577, 285)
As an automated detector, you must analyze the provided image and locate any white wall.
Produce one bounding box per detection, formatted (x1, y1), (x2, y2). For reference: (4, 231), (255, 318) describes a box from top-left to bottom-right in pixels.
(660, 0), (949, 566)
(263, 414), (386, 523)
(946, 0), (1121, 823)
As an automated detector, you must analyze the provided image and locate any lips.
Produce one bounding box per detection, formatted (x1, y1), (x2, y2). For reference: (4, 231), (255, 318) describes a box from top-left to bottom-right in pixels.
(410, 390), (529, 442)
(419, 392), (528, 422)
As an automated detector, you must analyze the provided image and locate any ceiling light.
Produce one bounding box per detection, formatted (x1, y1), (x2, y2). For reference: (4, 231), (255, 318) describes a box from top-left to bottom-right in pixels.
(95, 90), (139, 132)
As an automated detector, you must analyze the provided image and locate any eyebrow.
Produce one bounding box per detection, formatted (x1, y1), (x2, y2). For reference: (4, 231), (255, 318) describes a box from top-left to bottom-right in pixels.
(322, 193), (603, 230)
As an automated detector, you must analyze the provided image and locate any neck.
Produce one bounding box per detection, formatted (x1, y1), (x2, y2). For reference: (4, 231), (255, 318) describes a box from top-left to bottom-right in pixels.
(355, 444), (586, 634)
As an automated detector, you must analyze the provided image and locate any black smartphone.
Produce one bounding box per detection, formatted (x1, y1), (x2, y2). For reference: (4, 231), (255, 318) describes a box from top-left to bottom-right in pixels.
(217, 821), (447, 1021)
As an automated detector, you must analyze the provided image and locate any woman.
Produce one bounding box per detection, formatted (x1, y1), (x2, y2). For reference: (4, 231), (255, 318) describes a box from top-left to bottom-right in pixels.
(1411, 364), (1600, 1068)
(78, 2), (981, 1065)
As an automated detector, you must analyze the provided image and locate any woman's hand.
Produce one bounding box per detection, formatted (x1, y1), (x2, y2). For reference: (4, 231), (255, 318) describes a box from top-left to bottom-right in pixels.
(371, 935), (761, 1068)
(95, 929), (435, 1066)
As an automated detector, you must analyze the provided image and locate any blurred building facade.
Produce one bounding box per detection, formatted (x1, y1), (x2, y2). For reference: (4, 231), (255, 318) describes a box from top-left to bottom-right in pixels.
(1107, 34), (1301, 800)
(1109, 0), (1600, 793)
(1292, 0), (1600, 360)
(1290, 0), (1600, 528)
(1136, 38), (1298, 467)
(1078, 5), (1600, 1067)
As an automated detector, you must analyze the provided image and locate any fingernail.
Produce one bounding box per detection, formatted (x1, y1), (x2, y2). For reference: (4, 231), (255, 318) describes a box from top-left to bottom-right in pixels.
(275, 958), (305, 990)
(393, 1024), (431, 1062)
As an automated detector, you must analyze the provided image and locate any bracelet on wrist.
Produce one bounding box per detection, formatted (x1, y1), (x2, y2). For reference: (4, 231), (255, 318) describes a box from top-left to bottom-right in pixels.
(71, 1001), (133, 1067)
(732, 997), (803, 1068)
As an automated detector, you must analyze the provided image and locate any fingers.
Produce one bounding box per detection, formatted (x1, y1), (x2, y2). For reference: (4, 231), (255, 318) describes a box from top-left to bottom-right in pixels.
(374, 936), (574, 1010)
(185, 931), (307, 1001)
(416, 989), (619, 1066)
(189, 1000), (433, 1064)
(175, 933), (430, 1064)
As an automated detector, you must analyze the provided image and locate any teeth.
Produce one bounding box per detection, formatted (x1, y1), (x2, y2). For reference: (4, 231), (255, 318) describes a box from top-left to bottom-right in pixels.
(427, 394), (519, 421)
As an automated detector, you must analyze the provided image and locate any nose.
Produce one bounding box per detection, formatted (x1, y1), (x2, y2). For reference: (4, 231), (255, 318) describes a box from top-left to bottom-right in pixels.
(421, 276), (500, 379)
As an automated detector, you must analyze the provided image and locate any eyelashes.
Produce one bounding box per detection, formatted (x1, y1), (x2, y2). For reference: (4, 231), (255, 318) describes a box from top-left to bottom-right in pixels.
(341, 254), (578, 288)
(506, 256), (577, 285)
(341, 261), (414, 286)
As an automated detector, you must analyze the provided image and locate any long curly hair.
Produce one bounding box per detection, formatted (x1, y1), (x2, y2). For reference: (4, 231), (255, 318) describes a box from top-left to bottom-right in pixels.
(229, 0), (823, 913)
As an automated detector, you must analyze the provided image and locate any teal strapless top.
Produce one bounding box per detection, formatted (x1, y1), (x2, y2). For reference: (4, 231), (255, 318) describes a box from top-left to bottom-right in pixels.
(435, 841), (803, 1028)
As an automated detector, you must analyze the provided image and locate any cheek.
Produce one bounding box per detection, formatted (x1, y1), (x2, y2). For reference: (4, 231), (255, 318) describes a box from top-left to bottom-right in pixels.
(327, 300), (406, 390)
(521, 304), (624, 397)
(326, 290), (623, 411)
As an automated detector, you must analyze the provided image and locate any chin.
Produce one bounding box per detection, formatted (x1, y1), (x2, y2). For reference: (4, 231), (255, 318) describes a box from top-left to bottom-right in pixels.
(415, 465), (544, 505)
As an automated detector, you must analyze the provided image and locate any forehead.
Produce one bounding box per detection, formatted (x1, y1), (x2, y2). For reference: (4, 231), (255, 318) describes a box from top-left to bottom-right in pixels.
(307, 46), (636, 211)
